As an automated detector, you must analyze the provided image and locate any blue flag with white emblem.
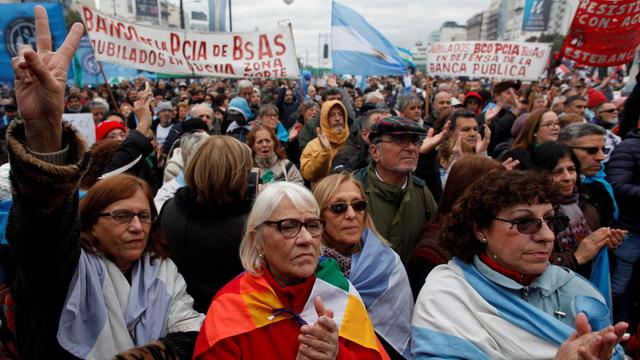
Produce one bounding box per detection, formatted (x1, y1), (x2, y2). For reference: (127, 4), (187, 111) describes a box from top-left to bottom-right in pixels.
(0, 3), (68, 82)
(331, 1), (405, 76)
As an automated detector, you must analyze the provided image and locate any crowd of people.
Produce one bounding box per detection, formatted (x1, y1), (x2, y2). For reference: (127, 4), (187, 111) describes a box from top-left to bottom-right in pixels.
(0, 5), (639, 359)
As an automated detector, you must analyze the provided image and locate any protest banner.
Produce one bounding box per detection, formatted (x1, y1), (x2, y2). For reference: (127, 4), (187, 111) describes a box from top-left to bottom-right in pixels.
(81, 5), (300, 79)
(425, 41), (551, 80)
(561, 0), (640, 67)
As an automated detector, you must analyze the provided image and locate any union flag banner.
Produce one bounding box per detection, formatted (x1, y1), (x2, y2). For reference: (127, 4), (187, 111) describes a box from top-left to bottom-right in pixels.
(81, 5), (300, 79)
(561, 0), (640, 67)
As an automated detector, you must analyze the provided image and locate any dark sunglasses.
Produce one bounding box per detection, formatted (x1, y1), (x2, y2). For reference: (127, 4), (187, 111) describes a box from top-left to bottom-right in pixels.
(263, 218), (325, 238)
(98, 209), (155, 224)
(571, 146), (608, 155)
(494, 215), (570, 235)
(327, 200), (367, 214)
(599, 108), (618, 114)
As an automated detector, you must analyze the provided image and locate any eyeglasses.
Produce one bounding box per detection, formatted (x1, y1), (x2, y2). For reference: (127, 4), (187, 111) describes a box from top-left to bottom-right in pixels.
(538, 121), (560, 128)
(571, 146), (608, 155)
(327, 200), (367, 214)
(262, 218), (325, 238)
(98, 209), (155, 224)
(599, 108), (618, 114)
(494, 215), (570, 234)
(376, 135), (424, 147)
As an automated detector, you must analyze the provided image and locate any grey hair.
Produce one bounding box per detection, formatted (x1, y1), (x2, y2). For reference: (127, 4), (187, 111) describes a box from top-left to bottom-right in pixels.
(238, 79), (254, 90)
(239, 182), (320, 274)
(90, 98), (110, 111)
(398, 95), (423, 112)
(190, 103), (213, 117)
(363, 91), (384, 103)
(558, 122), (606, 144)
(181, 131), (210, 166)
(363, 108), (391, 131)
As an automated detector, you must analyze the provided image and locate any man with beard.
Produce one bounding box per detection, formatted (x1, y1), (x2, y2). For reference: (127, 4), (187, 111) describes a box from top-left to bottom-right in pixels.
(353, 116), (438, 263)
(594, 102), (622, 162)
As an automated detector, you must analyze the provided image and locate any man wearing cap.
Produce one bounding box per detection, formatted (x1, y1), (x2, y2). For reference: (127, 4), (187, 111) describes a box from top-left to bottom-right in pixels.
(152, 101), (175, 148)
(353, 116), (438, 263)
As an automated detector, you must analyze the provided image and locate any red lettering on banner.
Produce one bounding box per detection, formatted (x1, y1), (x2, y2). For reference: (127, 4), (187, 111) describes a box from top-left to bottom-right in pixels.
(258, 35), (273, 59)
(212, 44), (228, 57)
(83, 8), (94, 31)
(170, 33), (181, 57)
(233, 36), (243, 60)
(274, 34), (286, 55)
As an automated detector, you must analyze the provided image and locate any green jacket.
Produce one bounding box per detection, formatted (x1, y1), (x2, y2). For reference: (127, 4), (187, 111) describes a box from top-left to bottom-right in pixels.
(353, 162), (437, 263)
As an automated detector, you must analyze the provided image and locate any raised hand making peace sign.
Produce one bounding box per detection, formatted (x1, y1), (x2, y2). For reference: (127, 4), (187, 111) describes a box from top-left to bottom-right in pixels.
(11, 5), (84, 153)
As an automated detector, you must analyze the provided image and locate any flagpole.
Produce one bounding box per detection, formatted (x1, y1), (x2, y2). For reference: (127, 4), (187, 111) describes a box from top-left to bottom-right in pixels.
(98, 61), (119, 111)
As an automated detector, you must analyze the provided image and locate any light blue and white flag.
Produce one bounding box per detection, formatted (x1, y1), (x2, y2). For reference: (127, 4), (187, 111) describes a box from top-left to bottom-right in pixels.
(396, 47), (416, 70)
(331, 1), (405, 76)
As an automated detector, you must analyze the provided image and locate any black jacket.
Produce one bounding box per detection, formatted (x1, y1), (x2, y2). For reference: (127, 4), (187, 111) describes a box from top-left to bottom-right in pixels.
(606, 128), (640, 233)
(159, 187), (252, 313)
(479, 108), (517, 157)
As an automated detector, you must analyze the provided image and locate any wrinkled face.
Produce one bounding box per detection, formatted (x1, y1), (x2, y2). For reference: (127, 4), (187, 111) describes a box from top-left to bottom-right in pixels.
(307, 85), (316, 98)
(284, 90), (294, 103)
(92, 190), (151, 271)
(105, 128), (127, 142)
(535, 111), (560, 144)
(303, 105), (318, 121)
(566, 99), (587, 116)
(533, 97), (547, 110)
(238, 87), (253, 101)
(253, 129), (275, 159)
(597, 103), (619, 124)
(372, 134), (420, 175)
(260, 111), (279, 129)
(453, 117), (479, 151)
(194, 107), (214, 129)
(158, 109), (173, 126)
(433, 93), (452, 114)
(552, 156), (577, 197)
(571, 134), (606, 176)
(321, 181), (366, 253)
(403, 103), (422, 121)
(92, 107), (106, 124)
(256, 198), (321, 287)
(328, 105), (345, 133)
(480, 203), (555, 275)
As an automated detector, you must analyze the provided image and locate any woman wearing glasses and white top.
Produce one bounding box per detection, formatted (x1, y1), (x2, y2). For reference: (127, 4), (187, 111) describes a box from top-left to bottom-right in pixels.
(411, 170), (629, 359)
(193, 182), (388, 359)
(312, 173), (414, 359)
(6, 7), (203, 358)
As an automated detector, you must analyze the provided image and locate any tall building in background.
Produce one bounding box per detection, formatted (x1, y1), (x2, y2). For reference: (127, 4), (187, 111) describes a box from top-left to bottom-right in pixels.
(466, 12), (483, 40)
(95, 0), (136, 21)
(208, 0), (226, 31)
(482, 0), (501, 40)
(547, 0), (578, 35)
(439, 21), (467, 42)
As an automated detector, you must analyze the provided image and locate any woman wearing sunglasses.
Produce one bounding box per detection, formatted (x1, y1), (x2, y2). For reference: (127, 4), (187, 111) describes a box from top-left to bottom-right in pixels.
(411, 170), (628, 359)
(193, 182), (388, 359)
(312, 173), (413, 359)
(531, 142), (626, 278)
(6, 10), (203, 358)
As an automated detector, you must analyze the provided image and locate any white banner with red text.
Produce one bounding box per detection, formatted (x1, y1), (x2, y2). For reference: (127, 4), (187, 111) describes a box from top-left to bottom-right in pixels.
(81, 6), (300, 79)
(426, 41), (551, 80)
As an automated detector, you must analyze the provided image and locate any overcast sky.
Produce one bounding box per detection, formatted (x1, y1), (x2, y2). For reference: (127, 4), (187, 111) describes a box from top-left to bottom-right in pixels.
(186, 0), (493, 67)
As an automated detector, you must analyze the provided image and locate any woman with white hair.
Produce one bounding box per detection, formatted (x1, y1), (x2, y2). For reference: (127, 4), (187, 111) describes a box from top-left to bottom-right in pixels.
(193, 182), (389, 359)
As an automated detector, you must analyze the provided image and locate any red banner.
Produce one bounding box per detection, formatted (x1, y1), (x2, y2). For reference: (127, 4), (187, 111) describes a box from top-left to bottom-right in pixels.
(561, 0), (640, 67)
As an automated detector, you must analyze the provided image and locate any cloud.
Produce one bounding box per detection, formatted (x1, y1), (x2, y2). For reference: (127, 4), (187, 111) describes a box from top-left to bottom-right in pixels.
(210, 0), (492, 66)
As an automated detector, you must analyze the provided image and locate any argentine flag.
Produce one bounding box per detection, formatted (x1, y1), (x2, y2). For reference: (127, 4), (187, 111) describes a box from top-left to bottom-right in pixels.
(332, 1), (406, 76)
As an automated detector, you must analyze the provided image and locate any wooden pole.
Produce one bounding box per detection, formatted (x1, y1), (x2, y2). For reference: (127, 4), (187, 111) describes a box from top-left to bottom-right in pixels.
(297, 79), (304, 101)
(98, 61), (118, 111)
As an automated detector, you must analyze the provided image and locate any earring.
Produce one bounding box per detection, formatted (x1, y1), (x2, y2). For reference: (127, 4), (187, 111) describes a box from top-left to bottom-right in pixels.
(258, 253), (264, 259)
(480, 235), (487, 243)
(492, 254), (498, 260)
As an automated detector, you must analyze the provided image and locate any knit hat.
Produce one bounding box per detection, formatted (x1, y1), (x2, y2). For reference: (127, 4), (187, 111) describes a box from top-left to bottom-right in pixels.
(95, 120), (126, 141)
(587, 88), (607, 109)
(155, 101), (173, 114)
(368, 115), (427, 143)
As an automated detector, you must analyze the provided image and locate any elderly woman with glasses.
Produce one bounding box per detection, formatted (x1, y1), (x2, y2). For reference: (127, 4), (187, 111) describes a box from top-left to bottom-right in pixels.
(193, 182), (388, 359)
(6, 8), (203, 358)
(313, 173), (413, 359)
(411, 170), (628, 359)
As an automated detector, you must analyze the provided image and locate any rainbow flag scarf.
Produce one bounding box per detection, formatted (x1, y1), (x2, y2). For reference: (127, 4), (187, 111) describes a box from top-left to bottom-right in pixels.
(193, 258), (388, 359)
